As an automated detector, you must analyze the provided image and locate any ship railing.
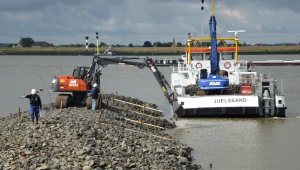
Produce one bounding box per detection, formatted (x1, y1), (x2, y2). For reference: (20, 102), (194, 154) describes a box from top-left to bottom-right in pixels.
(237, 60), (249, 72)
(276, 91), (284, 96)
(173, 62), (191, 72)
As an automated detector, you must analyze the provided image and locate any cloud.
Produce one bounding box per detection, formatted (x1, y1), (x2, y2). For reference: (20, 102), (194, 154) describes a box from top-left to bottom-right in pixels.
(0, 0), (299, 45)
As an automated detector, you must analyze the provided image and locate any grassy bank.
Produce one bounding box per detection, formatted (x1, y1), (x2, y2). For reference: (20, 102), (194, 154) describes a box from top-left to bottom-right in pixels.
(1, 46), (300, 56)
(239, 46), (300, 54)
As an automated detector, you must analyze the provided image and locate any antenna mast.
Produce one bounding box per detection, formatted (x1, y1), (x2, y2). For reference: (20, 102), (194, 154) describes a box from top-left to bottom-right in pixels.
(96, 32), (100, 56)
(227, 30), (245, 63)
(212, 0), (214, 16)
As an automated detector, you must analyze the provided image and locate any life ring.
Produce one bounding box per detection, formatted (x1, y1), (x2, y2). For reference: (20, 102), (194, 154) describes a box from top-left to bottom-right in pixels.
(195, 62), (202, 69)
(224, 62), (231, 69)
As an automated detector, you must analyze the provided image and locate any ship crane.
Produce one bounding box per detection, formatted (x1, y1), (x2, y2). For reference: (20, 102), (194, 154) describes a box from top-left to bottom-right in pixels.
(197, 0), (230, 92)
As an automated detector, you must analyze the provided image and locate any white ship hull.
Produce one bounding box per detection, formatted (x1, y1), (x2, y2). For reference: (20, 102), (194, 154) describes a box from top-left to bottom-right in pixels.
(173, 94), (286, 117)
(177, 95), (259, 108)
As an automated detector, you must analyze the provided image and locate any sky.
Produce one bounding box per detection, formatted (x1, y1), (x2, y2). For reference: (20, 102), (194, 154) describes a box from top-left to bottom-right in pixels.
(1, 0), (300, 46)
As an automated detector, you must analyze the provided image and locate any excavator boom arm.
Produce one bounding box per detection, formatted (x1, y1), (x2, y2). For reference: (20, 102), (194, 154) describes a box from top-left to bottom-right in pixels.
(89, 56), (174, 104)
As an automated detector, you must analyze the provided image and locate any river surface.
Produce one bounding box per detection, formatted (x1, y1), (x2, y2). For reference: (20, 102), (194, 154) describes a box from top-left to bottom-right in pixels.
(1, 54), (300, 170)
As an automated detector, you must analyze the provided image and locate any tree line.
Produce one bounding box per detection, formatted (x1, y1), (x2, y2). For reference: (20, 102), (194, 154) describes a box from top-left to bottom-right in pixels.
(15, 37), (184, 48)
(7, 37), (297, 48)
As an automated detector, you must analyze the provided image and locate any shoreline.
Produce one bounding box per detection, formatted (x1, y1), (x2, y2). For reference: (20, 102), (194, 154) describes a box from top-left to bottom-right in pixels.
(1, 46), (300, 56)
(0, 94), (202, 169)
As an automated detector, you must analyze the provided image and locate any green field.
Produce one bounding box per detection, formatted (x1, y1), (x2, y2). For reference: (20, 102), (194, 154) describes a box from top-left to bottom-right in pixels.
(1, 46), (300, 56)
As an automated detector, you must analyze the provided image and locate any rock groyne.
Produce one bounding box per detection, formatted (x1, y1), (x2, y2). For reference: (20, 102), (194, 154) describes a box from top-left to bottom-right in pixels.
(0, 95), (201, 169)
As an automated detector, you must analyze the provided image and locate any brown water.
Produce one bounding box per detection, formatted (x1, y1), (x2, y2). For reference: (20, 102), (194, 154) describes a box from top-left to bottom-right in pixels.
(1, 54), (300, 169)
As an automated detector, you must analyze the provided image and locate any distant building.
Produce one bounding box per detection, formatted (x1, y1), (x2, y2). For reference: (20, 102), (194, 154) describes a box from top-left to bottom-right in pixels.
(13, 44), (23, 48)
(32, 41), (53, 47)
(255, 43), (266, 46)
(171, 37), (177, 47)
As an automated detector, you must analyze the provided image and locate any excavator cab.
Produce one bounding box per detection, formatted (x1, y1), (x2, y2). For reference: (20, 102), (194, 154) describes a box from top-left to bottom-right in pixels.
(73, 66), (89, 80)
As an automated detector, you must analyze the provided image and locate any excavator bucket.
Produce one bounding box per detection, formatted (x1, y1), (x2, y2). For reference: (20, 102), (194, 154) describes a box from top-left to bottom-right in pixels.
(173, 103), (184, 118)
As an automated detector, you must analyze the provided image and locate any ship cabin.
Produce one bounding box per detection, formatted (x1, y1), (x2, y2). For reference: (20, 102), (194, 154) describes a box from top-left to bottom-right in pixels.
(172, 37), (256, 95)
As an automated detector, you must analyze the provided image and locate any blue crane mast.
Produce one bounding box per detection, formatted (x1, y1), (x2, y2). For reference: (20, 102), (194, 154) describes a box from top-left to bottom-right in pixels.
(198, 0), (230, 92)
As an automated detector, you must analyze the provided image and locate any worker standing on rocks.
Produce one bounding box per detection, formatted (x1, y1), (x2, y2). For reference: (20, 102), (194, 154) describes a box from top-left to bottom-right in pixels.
(91, 83), (100, 112)
(20, 89), (42, 124)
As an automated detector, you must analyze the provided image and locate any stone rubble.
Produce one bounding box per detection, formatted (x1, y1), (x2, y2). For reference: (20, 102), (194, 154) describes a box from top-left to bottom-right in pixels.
(0, 95), (202, 169)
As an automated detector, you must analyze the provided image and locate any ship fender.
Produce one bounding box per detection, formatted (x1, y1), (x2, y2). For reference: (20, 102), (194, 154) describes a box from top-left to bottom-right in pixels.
(195, 62), (202, 69)
(224, 62), (231, 69)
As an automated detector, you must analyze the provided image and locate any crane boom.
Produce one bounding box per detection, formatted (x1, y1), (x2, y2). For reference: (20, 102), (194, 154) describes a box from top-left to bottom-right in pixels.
(197, 0), (230, 91)
(210, 15), (219, 75)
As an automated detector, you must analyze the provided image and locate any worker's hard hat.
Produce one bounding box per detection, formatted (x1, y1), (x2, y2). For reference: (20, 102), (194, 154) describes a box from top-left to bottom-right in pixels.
(31, 89), (37, 94)
(93, 83), (98, 87)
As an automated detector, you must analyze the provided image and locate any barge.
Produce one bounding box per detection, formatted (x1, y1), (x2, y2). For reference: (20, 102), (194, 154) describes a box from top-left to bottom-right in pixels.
(171, 0), (287, 118)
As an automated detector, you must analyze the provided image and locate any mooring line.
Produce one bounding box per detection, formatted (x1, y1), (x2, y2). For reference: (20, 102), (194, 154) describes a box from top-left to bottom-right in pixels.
(124, 117), (165, 129)
(108, 105), (161, 119)
(111, 98), (163, 112)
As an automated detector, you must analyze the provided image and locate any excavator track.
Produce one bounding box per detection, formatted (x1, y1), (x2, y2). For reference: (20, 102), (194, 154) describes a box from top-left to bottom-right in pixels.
(55, 94), (71, 108)
(86, 96), (92, 109)
(85, 95), (102, 109)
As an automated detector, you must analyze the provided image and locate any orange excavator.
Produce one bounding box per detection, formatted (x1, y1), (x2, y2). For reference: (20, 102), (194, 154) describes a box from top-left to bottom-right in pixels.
(50, 55), (174, 108)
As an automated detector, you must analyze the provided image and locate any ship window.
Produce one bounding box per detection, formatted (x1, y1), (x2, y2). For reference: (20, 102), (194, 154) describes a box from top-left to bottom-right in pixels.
(221, 52), (235, 60)
(262, 82), (270, 86)
(278, 100), (282, 104)
(191, 53), (204, 60)
(203, 53), (219, 60)
(204, 53), (210, 60)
